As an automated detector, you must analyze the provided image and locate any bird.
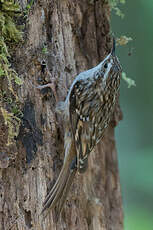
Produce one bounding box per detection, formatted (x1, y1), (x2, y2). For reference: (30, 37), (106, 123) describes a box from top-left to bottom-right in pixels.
(42, 37), (122, 217)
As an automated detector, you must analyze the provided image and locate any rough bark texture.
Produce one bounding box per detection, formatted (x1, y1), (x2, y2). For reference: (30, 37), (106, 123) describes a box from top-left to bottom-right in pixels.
(0, 0), (123, 229)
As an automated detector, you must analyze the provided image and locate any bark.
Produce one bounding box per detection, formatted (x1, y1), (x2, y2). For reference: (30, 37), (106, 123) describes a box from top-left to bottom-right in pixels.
(0, 0), (123, 229)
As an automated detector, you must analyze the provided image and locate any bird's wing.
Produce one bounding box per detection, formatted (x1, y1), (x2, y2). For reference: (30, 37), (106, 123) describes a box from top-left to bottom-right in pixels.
(69, 78), (100, 173)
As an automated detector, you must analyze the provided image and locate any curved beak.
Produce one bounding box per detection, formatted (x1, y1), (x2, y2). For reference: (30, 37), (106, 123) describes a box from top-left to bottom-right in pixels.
(111, 37), (116, 56)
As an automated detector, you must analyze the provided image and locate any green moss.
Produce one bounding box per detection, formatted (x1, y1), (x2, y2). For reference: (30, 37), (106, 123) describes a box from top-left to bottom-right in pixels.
(23, 0), (35, 19)
(42, 46), (48, 54)
(116, 36), (136, 88)
(0, 0), (23, 92)
(108, 1), (135, 88)
(25, 0), (34, 12)
(1, 107), (21, 146)
(116, 35), (132, 46)
(0, 0), (23, 145)
(122, 72), (136, 88)
(109, 0), (125, 18)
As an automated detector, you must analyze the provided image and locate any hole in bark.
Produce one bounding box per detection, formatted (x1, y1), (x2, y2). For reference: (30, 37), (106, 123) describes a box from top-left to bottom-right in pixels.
(25, 210), (32, 228)
(64, 65), (72, 73)
(56, 127), (61, 141)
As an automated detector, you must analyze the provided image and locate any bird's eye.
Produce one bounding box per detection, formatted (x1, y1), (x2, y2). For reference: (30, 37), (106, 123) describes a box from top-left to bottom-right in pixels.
(104, 63), (108, 69)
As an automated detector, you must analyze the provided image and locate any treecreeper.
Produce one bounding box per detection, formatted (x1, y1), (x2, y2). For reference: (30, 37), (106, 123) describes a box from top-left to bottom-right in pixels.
(42, 37), (122, 218)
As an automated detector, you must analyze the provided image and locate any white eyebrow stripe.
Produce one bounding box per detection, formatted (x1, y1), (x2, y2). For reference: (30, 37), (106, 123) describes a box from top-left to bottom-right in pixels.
(103, 62), (112, 80)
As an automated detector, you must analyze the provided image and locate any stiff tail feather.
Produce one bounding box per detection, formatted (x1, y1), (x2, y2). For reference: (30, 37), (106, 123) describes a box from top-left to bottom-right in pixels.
(41, 142), (77, 217)
(56, 158), (77, 215)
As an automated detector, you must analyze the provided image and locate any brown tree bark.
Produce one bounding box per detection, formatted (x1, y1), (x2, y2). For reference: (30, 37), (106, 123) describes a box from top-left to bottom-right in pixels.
(0, 0), (123, 229)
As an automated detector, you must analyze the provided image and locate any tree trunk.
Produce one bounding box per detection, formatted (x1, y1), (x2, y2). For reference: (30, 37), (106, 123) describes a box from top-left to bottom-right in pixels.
(0, 0), (123, 229)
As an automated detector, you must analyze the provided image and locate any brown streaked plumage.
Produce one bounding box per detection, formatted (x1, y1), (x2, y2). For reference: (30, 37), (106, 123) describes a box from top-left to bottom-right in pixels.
(42, 38), (122, 218)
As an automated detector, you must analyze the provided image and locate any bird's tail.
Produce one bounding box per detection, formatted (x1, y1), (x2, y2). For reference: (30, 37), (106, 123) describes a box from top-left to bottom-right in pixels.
(42, 139), (77, 217)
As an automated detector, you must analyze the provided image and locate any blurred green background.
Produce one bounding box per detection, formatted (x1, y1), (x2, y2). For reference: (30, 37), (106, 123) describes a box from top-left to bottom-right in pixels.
(111, 0), (153, 229)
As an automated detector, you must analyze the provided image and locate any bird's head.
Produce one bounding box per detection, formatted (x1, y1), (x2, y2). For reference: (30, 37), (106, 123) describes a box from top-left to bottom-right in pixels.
(99, 38), (122, 81)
